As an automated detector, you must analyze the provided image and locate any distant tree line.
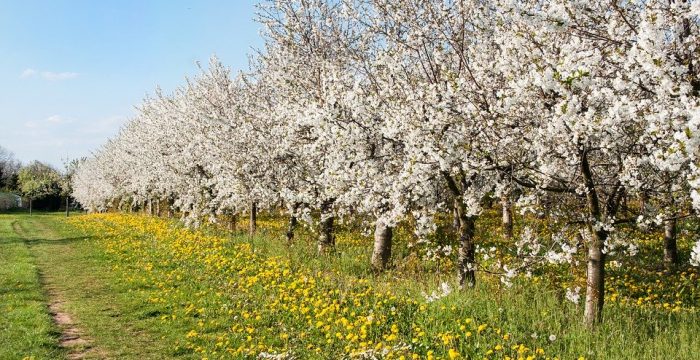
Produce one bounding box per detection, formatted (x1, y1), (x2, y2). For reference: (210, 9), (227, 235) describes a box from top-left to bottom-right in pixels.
(0, 145), (20, 191)
(0, 145), (76, 214)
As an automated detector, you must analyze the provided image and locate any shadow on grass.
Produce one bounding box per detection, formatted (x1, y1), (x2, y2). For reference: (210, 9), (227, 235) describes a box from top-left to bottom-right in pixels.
(24, 236), (94, 247)
(0, 236), (95, 247)
(0, 210), (88, 217)
(0, 284), (48, 298)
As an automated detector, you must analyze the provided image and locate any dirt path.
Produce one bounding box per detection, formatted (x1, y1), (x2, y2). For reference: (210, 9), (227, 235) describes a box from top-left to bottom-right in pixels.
(46, 291), (93, 359)
(12, 219), (98, 359)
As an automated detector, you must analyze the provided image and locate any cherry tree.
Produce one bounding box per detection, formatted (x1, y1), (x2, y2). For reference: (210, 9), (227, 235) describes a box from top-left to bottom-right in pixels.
(69, 0), (700, 330)
(494, 0), (699, 326)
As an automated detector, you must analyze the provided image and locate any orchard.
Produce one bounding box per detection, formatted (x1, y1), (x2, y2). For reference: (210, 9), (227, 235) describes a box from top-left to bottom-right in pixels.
(70, 0), (700, 330)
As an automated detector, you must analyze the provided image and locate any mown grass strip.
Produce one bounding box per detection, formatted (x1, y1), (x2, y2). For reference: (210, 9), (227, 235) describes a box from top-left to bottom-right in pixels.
(0, 214), (63, 360)
(16, 213), (192, 359)
(4, 212), (700, 359)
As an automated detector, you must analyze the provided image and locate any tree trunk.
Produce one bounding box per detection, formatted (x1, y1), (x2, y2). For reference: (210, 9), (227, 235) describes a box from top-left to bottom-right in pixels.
(29, 198), (33, 216)
(285, 203), (300, 243)
(584, 229), (606, 328)
(580, 149), (606, 328)
(454, 199), (476, 289)
(371, 221), (393, 271)
(286, 214), (298, 243)
(452, 206), (460, 230)
(501, 195), (513, 239)
(167, 199), (173, 218)
(663, 217), (678, 267)
(317, 200), (335, 254)
(249, 202), (257, 236)
(65, 196), (70, 217)
(639, 192), (648, 215)
(156, 200), (161, 217)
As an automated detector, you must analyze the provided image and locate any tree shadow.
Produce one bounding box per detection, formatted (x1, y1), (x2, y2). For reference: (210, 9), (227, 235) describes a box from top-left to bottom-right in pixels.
(0, 236), (95, 247)
(23, 236), (95, 247)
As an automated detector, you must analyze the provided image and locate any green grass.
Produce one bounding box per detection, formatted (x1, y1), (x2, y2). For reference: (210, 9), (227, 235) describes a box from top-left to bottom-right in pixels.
(0, 213), (201, 359)
(1, 212), (699, 359)
(217, 216), (700, 360)
(0, 214), (63, 359)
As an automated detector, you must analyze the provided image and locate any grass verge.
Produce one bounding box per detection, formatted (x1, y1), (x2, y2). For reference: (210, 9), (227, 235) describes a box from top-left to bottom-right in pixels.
(2, 212), (699, 359)
(0, 214), (63, 359)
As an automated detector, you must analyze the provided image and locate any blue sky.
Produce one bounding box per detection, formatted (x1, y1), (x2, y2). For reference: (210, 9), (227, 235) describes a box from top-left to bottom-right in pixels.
(0, 0), (262, 168)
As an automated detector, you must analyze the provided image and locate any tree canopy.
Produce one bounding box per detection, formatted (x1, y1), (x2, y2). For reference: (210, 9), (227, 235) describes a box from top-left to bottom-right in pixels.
(18, 161), (61, 200)
(71, 0), (700, 327)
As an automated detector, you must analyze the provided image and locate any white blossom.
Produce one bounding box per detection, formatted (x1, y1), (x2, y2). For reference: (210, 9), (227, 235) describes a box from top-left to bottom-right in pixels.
(691, 240), (700, 267)
(565, 286), (581, 305)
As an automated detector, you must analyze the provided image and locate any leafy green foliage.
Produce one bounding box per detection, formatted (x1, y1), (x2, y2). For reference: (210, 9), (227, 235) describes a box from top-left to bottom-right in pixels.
(18, 161), (60, 200)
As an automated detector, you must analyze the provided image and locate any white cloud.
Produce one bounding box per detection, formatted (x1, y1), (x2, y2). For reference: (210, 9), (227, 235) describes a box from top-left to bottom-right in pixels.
(19, 68), (78, 81)
(41, 71), (78, 81)
(46, 115), (72, 124)
(20, 68), (37, 78)
(24, 115), (73, 128)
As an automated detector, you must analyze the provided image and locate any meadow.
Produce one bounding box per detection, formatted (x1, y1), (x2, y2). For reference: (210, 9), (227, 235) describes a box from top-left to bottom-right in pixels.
(1, 211), (698, 359)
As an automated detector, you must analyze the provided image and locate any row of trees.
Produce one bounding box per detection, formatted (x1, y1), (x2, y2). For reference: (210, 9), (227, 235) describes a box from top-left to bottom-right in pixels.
(0, 145), (21, 191)
(71, 0), (700, 327)
(1, 145), (76, 214)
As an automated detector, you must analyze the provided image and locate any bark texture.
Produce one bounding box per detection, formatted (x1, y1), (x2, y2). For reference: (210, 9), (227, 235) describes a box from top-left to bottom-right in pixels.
(317, 200), (335, 254)
(249, 202), (257, 236)
(371, 222), (393, 271)
(452, 206), (460, 230)
(584, 229), (606, 327)
(663, 217), (678, 266)
(580, 150), (611, 328)
(167, 199), (174, 218)
(286, 214), (298, 243)
(501, 195), (513, 239)
(454, 199), (476, 289)
(285, 203), (301, 243)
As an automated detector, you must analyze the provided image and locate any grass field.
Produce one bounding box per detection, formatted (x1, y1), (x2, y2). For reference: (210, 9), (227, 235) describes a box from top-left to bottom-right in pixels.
(0, 212), (698, 359)
(0, 214), (62, 359)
